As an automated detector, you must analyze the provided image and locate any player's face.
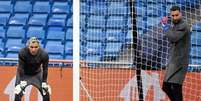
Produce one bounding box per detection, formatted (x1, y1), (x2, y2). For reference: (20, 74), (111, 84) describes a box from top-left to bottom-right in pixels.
(28, 42), (39, 55)
(171, 10), (182, 24)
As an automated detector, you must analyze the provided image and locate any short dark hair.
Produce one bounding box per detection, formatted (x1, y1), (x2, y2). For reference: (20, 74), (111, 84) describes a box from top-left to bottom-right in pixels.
(170, 6), (180, 12)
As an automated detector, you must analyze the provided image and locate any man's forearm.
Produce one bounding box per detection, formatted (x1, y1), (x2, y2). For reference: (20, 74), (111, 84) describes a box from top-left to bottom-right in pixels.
(42, 69), (48, 82)
(166, 29), (187, 43)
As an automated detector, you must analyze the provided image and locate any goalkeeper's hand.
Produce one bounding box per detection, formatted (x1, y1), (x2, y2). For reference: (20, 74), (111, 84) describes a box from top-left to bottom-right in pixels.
(14, 81), (27, 94)
(42, 82), (51, 95)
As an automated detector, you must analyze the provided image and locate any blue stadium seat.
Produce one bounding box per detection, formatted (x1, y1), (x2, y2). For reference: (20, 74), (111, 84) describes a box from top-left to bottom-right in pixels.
(0, 39), (4, 54)
(0, 26), (6, 41)
(5, 39), (25, 57)
(147, 0), (162, 3)
(48, 14), (67, 27)
(88, 15), (106, 28)
(85, 55), (102, 61)
(5, 39), (24, 48)
(80, 14), (86, 29)
(186, 0), (200, 8)
(66, 28), (72, 41)
(45, 41), (64, 55)
(90, 2), (107, 15)
(106, 29), (125, 42)
(107, 2), (127, 15)
(166, 0), (175, 4)
(85, 28), (105, 42)
(106, 16), (125, 28)
(80, 45), (85, 58)
(104, 42), (122, 58)
(45, 41), (64, 59)
(9, 14), (29, 26)
(47, 27), (65, 41)
(80, 2), (90, 14)
(33, 1), (50, 14)
(65, 41), (73, 55)
(85, 42), (104, 55)
(126, 16), (132, 29)
(6, 45), (23, 54)
(137, 17), (145, 30)
(14, 1), (32, 13)
(0, 1), (12, 13)
(191, 31), (201, 46)
(0, 13), (10, 26)
(0, 52), (4, 58)
(192, 22), (201, 32)
(7, 26), (25, 39)
(190, 58), (201, 65)
(176, 0), (186, 5)
(28, 14), (48, 26)
(147, 4), (162, 17)
(5, 53), (18, 58)
(190, 46), (201, 58)
(66, 16), (72, 27)
(48, 54), (63, 59)
(4, 52), (18, 65)
(146, 17), (161, 27)
(52, 1), (71, 14)
(125, 30), (132, 44)
(65, 54), (72, 60)
(27, 26), (45, 39)
(137, 29), (144, 35)
(136, 6), (146, 17)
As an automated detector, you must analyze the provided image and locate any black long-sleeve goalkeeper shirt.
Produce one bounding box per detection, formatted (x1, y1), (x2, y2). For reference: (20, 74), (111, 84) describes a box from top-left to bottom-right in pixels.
(18, 47), (49, 82)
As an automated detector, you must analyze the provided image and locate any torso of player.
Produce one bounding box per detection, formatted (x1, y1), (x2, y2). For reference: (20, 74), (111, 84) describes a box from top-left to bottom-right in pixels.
(23, 47), (47, 75)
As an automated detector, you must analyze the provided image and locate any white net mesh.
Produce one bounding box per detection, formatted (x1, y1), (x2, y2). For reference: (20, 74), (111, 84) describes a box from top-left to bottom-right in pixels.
(79, 0), (201, 101)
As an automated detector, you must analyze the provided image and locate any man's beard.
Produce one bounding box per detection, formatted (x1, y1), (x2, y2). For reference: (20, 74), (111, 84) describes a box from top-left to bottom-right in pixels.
(172, 19), (180, 24)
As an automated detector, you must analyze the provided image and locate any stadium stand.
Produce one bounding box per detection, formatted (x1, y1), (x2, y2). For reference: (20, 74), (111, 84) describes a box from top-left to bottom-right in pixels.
(0, 0), (200, 67)
(0, 0), (73, 66)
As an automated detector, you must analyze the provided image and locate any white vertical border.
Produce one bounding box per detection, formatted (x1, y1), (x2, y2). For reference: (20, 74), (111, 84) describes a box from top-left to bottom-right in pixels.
(73, 0), (80, 101)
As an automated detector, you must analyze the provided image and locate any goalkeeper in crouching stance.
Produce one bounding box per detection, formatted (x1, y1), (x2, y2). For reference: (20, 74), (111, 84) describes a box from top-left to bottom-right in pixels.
(14, 37), (51, 101)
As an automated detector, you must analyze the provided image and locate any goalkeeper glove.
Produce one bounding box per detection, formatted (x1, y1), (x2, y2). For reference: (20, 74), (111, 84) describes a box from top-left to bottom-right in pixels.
(14, 81), (27, 94)
(42, 82), (51, 95)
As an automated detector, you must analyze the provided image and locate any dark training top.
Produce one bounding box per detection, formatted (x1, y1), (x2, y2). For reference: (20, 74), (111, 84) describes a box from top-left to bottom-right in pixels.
(18, 47), (49, 82)
(164, 19), (191, 84)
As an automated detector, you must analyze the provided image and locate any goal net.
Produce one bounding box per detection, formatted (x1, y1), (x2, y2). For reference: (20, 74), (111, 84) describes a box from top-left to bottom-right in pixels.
(78, 0), (201, 101)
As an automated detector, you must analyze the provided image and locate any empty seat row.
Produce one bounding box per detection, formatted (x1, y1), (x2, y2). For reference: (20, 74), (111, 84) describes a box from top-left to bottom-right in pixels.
(0, 13), (72, 28)
(0, 25), (73, 60)
(81, 28), (127, 43)
(81, 41), (123, 61)
(0, 26), (72, 43)
(0, 39), (72, 59)
(0, 1), (71, 14)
